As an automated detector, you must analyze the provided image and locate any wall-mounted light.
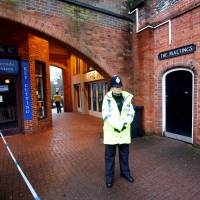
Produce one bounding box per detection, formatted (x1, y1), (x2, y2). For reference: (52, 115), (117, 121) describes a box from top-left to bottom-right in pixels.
(5, 79), (10, 84)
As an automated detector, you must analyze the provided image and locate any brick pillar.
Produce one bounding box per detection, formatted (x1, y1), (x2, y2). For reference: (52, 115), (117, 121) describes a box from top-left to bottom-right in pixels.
(27, 33), (52, 133)
(132, 29), (155, 134)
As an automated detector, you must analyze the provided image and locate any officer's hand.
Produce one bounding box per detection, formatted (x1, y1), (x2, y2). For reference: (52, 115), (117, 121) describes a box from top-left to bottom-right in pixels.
(121, 123), (127, 131)
(121, 126), (126, 131)
(114, 128), (120, 133)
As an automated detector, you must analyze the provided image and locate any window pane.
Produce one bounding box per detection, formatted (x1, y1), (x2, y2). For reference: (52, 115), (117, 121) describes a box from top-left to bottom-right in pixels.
(35, 61), (46, 119)
(88, 85), (91, 110)
(98, 83), (103, 112)
(35, 63), (42, 75)
(77, 85), (80, 107)
(92, 83), (97, 111)
(105, 83), (109, 94)
(36, 77), (44, 101)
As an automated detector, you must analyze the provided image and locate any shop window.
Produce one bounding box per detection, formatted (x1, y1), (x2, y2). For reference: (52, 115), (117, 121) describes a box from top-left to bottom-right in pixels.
(87, 82), (108, 113)
(87, 84), (91, 110)
(92, 83), (97, 111)
(98, 83), (103, 112)
(35, 61), (46, 119)
(77, 85), (80, 108)
(105, 83), (109, 94)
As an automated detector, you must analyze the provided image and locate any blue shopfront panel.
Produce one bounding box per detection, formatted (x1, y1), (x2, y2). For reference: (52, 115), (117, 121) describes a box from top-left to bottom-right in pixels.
(21, 60), (33, 120)
(0, 59), (18, 74)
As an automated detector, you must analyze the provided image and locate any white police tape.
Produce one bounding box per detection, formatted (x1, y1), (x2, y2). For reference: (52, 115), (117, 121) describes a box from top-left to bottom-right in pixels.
(0, 131), (41, 200)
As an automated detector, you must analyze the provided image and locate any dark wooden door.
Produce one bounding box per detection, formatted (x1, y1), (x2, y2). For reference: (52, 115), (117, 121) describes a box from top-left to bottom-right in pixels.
(166, 71), (192, 137)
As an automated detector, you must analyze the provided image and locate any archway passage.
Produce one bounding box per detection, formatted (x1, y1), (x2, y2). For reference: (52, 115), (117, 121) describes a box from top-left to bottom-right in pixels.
(164, 69), (193, 143)
(0, 17), (112, 134)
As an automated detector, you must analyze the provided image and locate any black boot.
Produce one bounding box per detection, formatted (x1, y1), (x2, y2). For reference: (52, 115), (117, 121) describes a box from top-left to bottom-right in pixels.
(121, 174), (134, 183)
(106, 177), (113, 188)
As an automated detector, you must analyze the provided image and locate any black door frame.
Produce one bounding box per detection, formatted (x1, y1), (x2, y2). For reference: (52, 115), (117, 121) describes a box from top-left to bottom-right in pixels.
(162, 68), (194, 143)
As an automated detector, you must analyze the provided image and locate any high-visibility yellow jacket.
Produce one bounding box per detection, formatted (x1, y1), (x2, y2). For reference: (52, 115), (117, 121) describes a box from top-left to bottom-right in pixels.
(54, 95), (62, 102)
(102, 91), (135, 145)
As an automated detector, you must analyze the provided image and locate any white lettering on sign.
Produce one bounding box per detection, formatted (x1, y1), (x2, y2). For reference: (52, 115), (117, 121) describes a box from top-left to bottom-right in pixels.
(158, 44), (196, 60)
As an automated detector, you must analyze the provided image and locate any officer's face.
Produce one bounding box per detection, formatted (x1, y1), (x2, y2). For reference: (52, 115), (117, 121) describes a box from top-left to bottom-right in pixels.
(112, 87), (122, 95)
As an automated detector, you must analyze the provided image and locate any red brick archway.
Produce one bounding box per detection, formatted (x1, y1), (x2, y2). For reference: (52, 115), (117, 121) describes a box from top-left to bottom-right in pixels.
(0, 1), (133, 134)
(0, 1), (133, 90)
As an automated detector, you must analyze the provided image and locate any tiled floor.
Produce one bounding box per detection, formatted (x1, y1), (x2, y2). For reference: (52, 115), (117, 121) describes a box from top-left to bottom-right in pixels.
(0, 112), (200, 200)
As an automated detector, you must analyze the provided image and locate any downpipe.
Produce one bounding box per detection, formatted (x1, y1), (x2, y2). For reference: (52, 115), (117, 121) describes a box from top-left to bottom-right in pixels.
(128, 8), (172, 45)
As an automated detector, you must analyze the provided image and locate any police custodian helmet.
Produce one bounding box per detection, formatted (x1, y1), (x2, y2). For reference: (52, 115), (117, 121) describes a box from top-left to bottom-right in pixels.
(110, 75), (123, 88)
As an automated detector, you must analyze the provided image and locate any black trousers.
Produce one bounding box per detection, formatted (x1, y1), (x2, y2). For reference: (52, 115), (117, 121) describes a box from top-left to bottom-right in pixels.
(105, 144), (130, 180)
(55, 101), (61, 113)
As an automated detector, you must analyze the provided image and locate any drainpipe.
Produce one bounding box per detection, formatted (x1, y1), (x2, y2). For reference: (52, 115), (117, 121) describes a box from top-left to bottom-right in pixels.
(128, 8), (172, 45)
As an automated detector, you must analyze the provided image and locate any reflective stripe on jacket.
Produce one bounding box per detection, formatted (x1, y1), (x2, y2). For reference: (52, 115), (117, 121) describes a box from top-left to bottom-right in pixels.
(102, 91), (135, 144)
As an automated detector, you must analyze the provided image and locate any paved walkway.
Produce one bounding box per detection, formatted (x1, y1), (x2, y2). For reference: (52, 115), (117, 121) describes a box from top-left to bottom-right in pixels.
(0, 113), (200, 200)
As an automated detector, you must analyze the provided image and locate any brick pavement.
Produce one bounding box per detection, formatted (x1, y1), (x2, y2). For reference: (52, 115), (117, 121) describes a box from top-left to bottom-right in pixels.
(0, 112), (200, 200)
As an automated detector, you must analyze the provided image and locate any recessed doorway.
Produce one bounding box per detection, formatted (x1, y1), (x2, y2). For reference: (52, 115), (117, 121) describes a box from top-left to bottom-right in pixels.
(162, 68), (193, 143)
(0, 76), (20, 135)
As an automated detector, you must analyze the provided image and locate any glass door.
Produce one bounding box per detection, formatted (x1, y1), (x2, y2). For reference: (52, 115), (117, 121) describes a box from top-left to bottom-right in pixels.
(0, 76), (19, 135)
(98, 83), (103, 112)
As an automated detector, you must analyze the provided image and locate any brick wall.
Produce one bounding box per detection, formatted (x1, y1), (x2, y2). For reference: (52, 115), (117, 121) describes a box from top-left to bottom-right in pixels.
(133, 29), (155, 134)
(130, 0), (200, 29)
(152, 0), (181, 15)
(76, 0), (128, 15)
(132, 2), (200, 145)
(0, 0), (133, 93)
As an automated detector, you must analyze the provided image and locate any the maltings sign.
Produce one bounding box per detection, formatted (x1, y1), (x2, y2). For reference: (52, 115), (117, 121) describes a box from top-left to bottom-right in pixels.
(158, 44), (196, 60)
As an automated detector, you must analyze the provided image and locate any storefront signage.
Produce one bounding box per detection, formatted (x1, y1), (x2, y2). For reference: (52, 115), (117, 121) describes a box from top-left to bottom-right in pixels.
(86, 71), (104, 82)
(158, 44), (196, 60)
(0, 44), (18, 56)
(21, 60), (32, 120)
(0, 59), (19, 74)
(0, 85), (9, 92)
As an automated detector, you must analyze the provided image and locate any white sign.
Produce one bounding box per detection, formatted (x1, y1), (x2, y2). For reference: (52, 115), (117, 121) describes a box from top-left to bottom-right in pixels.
(0, 96), (3, 103)
(0, 85), (9, 92)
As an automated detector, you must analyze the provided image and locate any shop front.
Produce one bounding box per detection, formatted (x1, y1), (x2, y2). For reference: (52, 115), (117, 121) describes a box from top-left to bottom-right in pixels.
(0, 36), (51, 135)
(86, 81), (109, 118)
(71, 55), (109, 117)
(0, 58), (22, 135)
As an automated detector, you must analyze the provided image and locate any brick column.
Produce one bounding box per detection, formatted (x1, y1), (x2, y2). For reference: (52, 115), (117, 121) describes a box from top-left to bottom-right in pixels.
(27, 33), (52, 133)
(132, 29), (155, 134)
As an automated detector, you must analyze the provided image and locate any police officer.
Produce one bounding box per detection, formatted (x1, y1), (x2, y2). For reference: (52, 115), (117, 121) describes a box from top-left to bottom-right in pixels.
(102, 75), (135, 188)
